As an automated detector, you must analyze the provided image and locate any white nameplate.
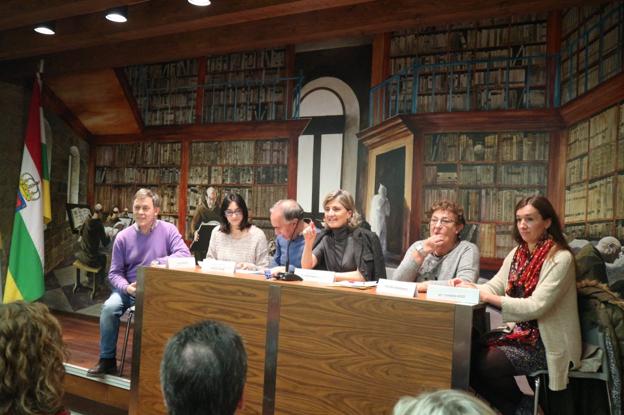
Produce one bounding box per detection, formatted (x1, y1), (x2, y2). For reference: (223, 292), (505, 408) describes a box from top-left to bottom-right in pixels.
(199, 259), (236, 276)
(426, 284), (480, 305)
(376, 278), (417, 298)
(294, 268), (335, 284)
(167, 256), (196, 269)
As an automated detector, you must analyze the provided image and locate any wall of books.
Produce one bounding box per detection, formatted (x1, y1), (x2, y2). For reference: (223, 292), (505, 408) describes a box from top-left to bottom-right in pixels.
(560, 2), (624, 104)
(422, 131), (549, 258)
(564, 103), (624, 240)
(124, 48), (289, 126)
(389, 14), (548, 112)
(186, 139), (289, 240)
(94, 142), (181, 226)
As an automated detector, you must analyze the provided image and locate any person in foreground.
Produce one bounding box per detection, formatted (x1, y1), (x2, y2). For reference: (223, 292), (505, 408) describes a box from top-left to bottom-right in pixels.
(160, 320), (247, 415)
(88, 188), (191, 376)
(301, 189), (385, 281)
(269, 199), (307, 275)
(452, 195), (581, 415)
(0, 301), (70, 415)
(206, 192), (269, 270)
(393, 389), (495, 415)
(392, 200), (479, 287)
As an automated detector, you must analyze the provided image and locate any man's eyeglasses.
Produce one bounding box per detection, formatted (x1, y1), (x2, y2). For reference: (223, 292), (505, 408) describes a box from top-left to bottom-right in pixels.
(225, 209), (243, 217)
(430, 217), (455, 226)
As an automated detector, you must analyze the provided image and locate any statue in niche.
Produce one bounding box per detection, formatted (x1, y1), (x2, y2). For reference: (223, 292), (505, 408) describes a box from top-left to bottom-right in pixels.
(370, 183), (391, 255)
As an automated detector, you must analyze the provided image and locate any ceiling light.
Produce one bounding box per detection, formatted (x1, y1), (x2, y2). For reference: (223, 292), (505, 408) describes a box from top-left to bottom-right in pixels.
(106, 6), (128, 23)
(34, 22), (56, 35)
(188, 0), (211, 6)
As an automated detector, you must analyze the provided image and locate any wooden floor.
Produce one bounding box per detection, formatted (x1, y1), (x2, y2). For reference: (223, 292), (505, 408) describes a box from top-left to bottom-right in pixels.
(55, 311), (134, 379)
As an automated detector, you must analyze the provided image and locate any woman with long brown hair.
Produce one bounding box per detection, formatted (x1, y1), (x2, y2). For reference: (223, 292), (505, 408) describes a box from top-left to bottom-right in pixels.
(453, 195), (581, 414)
(0, 301), (69, 415)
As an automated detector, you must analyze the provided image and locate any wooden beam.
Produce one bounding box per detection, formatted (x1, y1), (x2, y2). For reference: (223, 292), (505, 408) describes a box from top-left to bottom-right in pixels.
(0, 0), (373, 62)
(114, 67), (144, 132)
(41, 82), (91, 140)
(0, 0), (147, 31)
(559, 72), (624, 126)
(0, 0), (595, 79)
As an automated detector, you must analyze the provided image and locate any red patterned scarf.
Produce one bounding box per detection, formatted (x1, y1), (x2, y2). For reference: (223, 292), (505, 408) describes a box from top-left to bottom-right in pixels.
(495, 237), (554, 346)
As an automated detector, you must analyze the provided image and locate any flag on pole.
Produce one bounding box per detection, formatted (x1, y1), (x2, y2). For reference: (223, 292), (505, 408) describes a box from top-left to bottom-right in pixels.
(3, 75), (51, 303)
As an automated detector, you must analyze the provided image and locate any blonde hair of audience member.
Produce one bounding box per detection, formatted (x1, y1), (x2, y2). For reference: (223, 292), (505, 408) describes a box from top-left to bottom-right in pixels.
(393, 390), (495, 415)
(0, 301), (68, 415)
(321, 189), (362, 230)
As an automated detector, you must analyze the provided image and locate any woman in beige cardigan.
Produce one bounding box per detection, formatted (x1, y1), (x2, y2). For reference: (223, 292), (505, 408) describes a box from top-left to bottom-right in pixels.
(453, 195), (581, 415)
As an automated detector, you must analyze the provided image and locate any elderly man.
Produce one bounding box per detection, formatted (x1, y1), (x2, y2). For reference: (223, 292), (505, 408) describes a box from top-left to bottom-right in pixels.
(576, 236), (622, 284)
(160, 320), (247, 415)
(269, 199), (307, 275)
(88, 188), (191, 376)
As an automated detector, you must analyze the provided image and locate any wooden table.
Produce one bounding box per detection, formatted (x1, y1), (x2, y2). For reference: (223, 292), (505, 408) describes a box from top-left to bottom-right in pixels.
(129, 267), (483, 415)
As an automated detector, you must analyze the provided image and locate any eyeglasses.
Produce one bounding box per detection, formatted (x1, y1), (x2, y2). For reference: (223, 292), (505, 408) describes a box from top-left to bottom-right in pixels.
(225, 209), (243, 217)
(430, 217), (456, 226)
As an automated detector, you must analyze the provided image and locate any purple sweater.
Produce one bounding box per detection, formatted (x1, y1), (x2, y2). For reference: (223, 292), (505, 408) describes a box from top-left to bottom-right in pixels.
(108, 220), (191, 292)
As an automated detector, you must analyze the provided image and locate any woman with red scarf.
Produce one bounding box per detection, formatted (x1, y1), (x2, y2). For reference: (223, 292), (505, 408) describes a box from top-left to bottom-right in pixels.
(453, 195), (581, 415)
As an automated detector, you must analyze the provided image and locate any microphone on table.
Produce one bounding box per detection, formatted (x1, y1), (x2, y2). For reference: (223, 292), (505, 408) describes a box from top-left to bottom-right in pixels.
(277, 217), (302, 282)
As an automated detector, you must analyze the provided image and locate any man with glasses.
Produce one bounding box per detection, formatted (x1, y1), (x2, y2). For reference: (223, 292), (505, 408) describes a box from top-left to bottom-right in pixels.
(269, 199), (307, 275)
(88, 188), (191, 376)
(391, 200), (479, 285)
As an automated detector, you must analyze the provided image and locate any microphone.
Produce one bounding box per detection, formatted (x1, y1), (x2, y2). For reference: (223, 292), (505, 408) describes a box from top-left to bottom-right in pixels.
(277, 218), (302, 281)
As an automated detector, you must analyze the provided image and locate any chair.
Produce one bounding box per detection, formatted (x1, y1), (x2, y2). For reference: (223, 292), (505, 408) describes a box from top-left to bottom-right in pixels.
(72, 259), (101, 299)
(119, 305), (135, 377)
(529, 325), (612, 415)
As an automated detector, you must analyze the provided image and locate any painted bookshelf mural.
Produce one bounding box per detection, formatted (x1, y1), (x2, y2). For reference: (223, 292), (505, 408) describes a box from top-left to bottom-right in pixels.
(422, 131), (549, 258)
(565, 102), (624, 240)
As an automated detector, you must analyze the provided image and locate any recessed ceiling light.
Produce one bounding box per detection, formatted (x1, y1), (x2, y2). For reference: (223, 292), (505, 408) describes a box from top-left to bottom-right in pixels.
(188, 0), (211, 6)
(106, 6), (128, 23)
(34, 22), (55, 35)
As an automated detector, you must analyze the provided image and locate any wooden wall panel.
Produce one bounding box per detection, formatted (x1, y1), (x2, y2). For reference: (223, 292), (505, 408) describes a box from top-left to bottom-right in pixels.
(275, 286), (456, 414)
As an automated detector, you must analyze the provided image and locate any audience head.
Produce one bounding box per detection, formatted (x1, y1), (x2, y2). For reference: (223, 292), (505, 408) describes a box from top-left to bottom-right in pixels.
(205, 186), (218, 209)
(426, 200), (466, 241)
(112, 206), (120, 215)
(597, 236), (622, 263)
(93, 203), (103, 218)
(512, 195), (570, 252)
(219, 193), (251, 234)
(393, 390), (495, 415)
(321, 189), (362, 230)
(133, 188), (161, 231)
(160, 320), (247, 415)
(0, 301), (67, 415)
(270, 199), (304, 240)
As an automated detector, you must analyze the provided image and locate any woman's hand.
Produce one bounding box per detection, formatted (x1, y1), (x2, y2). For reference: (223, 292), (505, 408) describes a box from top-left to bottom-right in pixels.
(449, 277), (475, 288)
(237, 262), (257, 271)
(193, 230), (200, 241)
(302, 221), (317, 244)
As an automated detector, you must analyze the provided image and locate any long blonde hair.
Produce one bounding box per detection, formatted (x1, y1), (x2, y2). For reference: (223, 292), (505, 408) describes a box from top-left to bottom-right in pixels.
(322, 189), (362, 230)
(0, 302), (68, 415)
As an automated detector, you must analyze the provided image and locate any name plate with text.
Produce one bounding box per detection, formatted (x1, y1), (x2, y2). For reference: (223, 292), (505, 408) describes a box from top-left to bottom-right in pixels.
(376, 278), (417, 298)
(426, 284), (480, 305)
(199, 259), (236, 276)
(294, 268), (335, 284)
(167, 256), (197, 269)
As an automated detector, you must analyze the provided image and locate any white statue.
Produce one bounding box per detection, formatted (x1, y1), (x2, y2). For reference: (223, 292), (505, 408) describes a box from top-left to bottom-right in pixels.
(370, 183), (390, 254)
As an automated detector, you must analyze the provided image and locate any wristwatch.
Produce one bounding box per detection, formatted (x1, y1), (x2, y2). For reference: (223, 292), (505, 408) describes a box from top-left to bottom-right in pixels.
(416, 245), (428, 259)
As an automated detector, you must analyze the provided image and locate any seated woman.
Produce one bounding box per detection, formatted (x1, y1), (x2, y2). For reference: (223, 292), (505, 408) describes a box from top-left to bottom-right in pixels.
(452, 195), (581, 415)
(301, 189), (385, 281)
(0, 301), (70, 415)
(206, 192), (269, 270)
(392, 200), (479, 285)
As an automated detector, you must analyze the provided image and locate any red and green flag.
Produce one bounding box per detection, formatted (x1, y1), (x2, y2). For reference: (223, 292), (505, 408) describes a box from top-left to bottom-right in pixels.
(3, 76), (51, 303)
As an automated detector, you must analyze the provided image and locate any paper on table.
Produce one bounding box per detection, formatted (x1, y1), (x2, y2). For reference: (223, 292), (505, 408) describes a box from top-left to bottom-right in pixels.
(332, 281), (377, 289)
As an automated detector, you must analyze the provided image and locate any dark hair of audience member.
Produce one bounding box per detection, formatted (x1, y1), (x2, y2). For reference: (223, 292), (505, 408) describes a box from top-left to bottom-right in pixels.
(0, 301), (68, 415)
(160, 320), (248, 415)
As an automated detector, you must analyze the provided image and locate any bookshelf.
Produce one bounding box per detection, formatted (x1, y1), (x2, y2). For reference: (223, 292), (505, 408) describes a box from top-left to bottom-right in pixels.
(422, 131), (549, 259)
(388, 14), (548, 114)
(94, 142), (181, 226)
(564, 102), (624, 240)
(125, 48), (294, 126)
(560, 2), (624, 105)
(186, 139), (289, 240)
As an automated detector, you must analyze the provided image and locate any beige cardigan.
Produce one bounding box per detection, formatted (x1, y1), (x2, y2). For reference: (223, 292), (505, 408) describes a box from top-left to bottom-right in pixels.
(480, 247), (581, 391)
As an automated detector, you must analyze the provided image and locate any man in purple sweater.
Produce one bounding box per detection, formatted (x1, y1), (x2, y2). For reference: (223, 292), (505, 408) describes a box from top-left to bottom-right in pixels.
(88, 188), (190, 376)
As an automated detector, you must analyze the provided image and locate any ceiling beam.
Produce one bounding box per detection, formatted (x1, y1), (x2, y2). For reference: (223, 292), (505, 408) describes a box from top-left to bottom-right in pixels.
(0, 0), (595, 79)
(0, 0), (147, 31)
(0, 0), (372, 62)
